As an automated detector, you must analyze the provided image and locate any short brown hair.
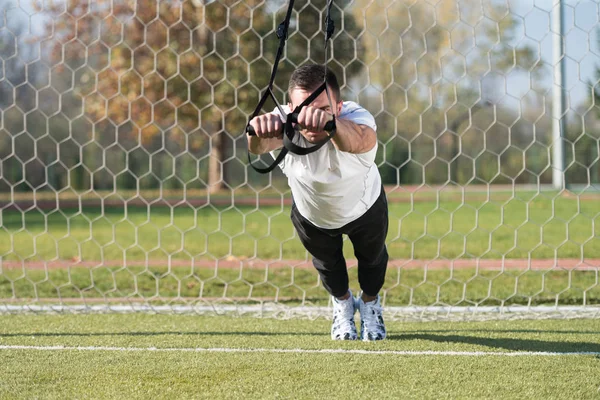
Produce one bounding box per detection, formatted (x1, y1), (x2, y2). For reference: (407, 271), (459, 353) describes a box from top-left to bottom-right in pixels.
(288, 64), (341, 101)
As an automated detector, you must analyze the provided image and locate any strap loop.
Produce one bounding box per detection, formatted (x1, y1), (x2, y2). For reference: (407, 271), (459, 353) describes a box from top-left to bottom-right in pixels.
(276, 22), (287, 39)
(325, 17), (335, 40)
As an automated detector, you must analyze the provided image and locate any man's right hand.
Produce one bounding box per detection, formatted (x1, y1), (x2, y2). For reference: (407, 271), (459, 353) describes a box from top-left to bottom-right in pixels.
(248, 113), (283, 139)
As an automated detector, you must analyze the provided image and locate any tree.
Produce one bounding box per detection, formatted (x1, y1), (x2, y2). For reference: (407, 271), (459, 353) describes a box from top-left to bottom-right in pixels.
(41, 0), (365, 193)
(348, 0), (542, 185)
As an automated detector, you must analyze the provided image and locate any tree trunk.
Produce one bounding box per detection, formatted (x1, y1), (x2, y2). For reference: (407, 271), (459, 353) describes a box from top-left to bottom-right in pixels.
(194, 1), (225, 194)
(208, 131), (225, 194)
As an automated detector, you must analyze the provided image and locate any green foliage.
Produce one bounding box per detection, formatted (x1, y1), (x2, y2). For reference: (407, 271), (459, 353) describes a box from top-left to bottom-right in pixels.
(1, 0), (596, 191)
(350, 0), (546, 186)
(31, 0), (365, 191)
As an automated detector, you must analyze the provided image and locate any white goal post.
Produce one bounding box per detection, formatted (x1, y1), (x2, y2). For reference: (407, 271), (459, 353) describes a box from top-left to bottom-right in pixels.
(0, 0), (599, 320)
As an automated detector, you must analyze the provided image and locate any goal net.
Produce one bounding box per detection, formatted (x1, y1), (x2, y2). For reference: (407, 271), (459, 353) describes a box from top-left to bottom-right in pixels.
(0, 0), (599, 320)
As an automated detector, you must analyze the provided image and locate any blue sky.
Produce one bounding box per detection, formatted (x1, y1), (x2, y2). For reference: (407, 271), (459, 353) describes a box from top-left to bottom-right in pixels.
(505, 0), (600, 109)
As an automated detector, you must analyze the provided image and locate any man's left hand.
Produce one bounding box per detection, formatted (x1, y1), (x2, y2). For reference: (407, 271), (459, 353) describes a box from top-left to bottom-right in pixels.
(295, 106), (334, 133)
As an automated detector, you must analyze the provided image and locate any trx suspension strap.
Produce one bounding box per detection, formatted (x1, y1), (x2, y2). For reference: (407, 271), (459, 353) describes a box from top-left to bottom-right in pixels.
(246, 0), (336, 173)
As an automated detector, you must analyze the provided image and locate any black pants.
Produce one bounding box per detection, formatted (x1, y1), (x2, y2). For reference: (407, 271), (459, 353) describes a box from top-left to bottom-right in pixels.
(290, 186), (389, 298)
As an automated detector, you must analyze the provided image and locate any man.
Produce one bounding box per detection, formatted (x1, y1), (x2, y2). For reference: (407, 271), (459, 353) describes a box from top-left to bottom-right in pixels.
(247, 64), (388, 341)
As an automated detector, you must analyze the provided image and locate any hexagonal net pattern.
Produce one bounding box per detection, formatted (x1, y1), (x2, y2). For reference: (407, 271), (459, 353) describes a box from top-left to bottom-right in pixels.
(0, 0), (599, 320)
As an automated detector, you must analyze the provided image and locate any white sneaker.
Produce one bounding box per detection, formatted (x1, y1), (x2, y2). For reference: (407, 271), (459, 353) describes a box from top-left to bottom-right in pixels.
(331, 290), (358, 340)
(358, 295), (386, 341)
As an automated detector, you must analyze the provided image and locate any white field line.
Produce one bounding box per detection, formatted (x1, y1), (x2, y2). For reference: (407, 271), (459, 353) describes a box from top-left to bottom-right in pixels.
(3, 305), (600, 314)
(0, 345), (598, 357)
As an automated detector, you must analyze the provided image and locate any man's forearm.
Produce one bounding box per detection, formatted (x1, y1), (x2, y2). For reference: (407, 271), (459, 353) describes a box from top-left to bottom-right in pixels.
(331, 118), (377, 154)
(247, 135), (283, 154)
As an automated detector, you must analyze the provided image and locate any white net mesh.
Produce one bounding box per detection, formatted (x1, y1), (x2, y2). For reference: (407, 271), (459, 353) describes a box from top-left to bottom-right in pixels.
(0, 0), (599, 320)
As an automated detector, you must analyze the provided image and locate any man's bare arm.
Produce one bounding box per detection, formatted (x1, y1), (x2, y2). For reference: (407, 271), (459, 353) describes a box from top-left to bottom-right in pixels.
(331, 118), (377, 154)
(294, 105), (376, 153)
(247, 135), (283, 154)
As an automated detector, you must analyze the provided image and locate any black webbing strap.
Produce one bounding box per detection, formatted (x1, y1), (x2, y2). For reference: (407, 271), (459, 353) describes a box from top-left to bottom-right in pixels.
(246, 0), (336, 173)
(244, 0), (295, 174)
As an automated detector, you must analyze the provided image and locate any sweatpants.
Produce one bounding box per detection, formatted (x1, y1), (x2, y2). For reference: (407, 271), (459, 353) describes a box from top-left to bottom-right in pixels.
(290, 186), (389, 298)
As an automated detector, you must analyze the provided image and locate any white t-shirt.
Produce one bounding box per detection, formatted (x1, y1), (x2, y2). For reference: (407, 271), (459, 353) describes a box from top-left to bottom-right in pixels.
(270, 101), (381, 229)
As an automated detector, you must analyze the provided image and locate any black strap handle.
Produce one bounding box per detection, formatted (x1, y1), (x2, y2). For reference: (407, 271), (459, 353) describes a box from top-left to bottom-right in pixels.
(246, 113), (336, 136)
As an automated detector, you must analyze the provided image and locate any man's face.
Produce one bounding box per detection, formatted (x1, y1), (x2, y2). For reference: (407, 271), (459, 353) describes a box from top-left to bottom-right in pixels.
(288, 87), (342, 143)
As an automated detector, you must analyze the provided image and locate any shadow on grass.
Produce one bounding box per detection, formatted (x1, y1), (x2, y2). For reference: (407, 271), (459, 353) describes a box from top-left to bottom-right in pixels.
(411, 329), (600, 335)
(388, 333), (600, 353)
(0, 331), (323, 338)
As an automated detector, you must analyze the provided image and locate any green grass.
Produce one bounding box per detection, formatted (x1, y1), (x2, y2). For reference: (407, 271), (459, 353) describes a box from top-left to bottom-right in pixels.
(0, 192), (598, 262)
(0, 192), (600, 305)
(1, 264), (600, 306)
(0, 314), (599, 399)
(1, 192), (599, 306)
